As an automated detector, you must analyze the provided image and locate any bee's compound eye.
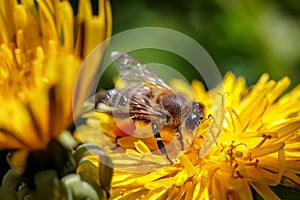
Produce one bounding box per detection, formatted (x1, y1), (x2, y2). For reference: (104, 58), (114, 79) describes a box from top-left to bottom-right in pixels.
(185, 102), (205, 132)
(185, 113), (199, 131)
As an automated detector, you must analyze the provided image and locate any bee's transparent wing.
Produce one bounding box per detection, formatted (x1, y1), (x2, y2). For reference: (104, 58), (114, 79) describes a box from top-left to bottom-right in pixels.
(111, 51), (171, 89)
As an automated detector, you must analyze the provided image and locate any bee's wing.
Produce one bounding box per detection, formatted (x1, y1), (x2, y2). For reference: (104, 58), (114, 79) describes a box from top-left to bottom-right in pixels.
(111, 51), (171, 89)
(84, 52), (170, 118)
(94, 88), (167, 119)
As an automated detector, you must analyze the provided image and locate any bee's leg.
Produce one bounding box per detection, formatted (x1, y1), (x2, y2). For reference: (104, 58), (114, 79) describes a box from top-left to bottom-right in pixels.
(207, 114), (212, 120)
(151, 122), (172, 163)
(110, 136), (122, 150)
(176, 127), (184, 151)
(115, 136), (122, 147)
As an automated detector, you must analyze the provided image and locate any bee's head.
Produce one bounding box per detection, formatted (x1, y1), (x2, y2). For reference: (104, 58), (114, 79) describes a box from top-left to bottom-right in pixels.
(185, 102), (205, 132)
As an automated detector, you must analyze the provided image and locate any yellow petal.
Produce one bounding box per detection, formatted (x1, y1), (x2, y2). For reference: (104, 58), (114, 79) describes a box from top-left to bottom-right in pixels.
(56, 1), (74, 53)
(126, 149), (144, 160)
(281, 173), (300, 190)
(249, 182), (280, 200)
(247, 142), (285, 159)
(210, 174), (227, 199)
(144, 178), (174, 190)
(179, 154), (196, 177)
(167, 185), (180, 199)
(174, 170), (189, 186)
(36, 0), (58, 40)
(0, 1), (15, 43)
(7, 150), (30, 175)
(0, 130), (25, 149)
(142, 187), (167, 200)
(135, 140), (152, 154)
(234, 179), (253, 200)
(169, 79), (195, 99)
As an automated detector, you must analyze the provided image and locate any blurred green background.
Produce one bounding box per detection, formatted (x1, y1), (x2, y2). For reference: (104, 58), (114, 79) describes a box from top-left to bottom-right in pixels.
(108, 0), (300, 90)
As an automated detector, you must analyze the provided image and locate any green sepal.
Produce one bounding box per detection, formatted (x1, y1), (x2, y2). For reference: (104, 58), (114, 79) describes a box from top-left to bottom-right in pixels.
(30, 170), (65, 200)
(77, 158), (99, 184)
(74, 143), (113, 197)
(61, 173), (106, 200)
(1, 169), (22, 200)
(17, 183), (31, 200)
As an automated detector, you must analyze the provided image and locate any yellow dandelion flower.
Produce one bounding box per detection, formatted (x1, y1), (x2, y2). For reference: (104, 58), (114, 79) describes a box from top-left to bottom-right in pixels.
(79, 72), (300, 199)
(0, 0), (111, 171)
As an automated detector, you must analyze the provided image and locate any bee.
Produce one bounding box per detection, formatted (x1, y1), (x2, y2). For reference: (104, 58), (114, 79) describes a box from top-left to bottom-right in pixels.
(94, 51), (205, 162)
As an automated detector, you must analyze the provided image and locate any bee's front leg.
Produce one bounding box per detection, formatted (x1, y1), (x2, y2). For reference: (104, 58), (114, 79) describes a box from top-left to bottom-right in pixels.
(151, 122), (172, 163)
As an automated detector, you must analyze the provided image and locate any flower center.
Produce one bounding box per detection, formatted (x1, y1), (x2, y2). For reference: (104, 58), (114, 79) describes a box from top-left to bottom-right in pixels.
(0, 42), (48, 100)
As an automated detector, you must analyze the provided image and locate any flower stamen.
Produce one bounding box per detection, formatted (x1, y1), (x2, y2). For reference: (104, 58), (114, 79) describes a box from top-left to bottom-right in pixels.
(231, 108), (241, 130)
(221, 141), (248, 166)
(255, 133), (272, 148)
(232, 164), (244, 179)
(247, 152), (253, 161)
(245, 159), (259, 168)
(226, 108), (236, 132)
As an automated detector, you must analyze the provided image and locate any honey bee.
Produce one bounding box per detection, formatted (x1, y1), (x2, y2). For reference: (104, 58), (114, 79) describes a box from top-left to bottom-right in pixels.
(94, 51), (205, 162)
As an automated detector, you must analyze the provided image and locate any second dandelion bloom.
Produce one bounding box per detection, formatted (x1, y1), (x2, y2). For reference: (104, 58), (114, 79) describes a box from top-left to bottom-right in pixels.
(0, 0), (111, 176)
